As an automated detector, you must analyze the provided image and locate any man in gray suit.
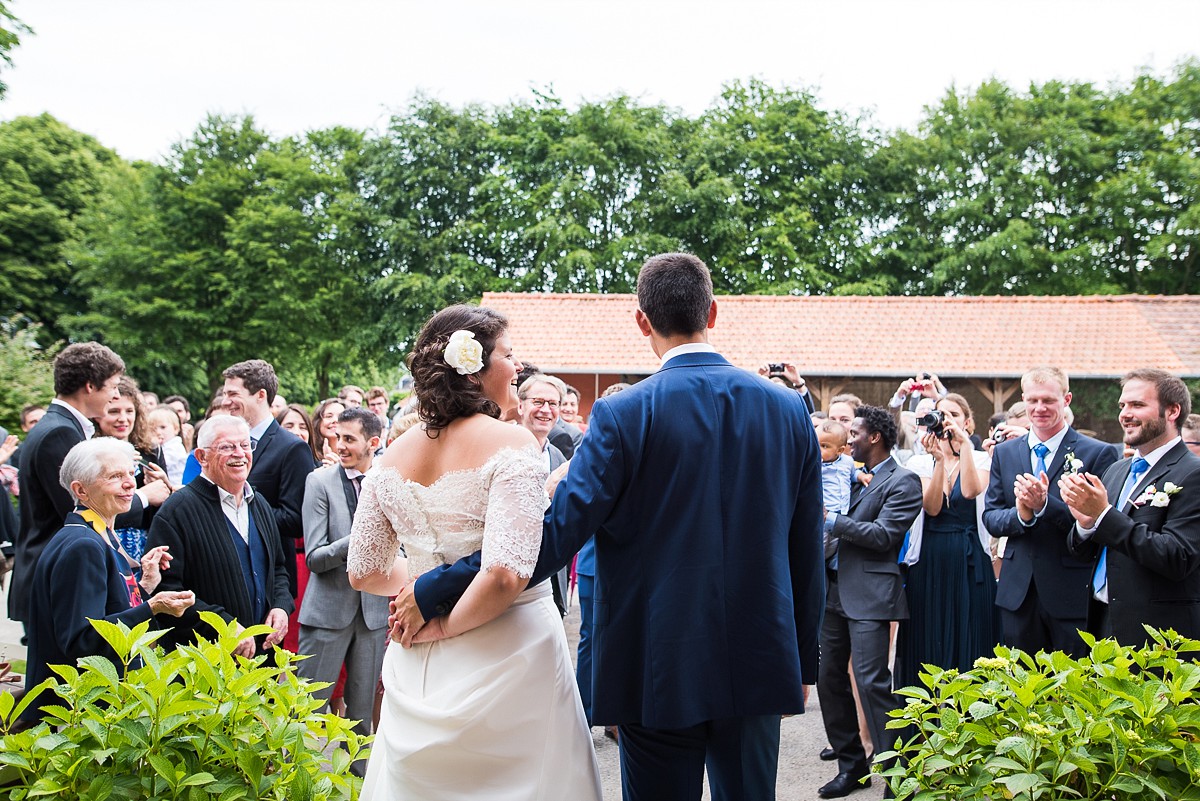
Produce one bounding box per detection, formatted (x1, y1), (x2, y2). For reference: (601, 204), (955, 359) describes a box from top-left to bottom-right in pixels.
(818, 405), (923, 798)
(298, 407), (389, 763)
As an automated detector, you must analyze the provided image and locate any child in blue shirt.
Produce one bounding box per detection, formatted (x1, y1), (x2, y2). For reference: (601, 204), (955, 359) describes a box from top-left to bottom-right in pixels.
(817, 419), (856, 514)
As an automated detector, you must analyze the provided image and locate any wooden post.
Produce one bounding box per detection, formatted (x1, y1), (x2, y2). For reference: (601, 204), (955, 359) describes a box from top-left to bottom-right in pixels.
(968, 377), (1020, 414)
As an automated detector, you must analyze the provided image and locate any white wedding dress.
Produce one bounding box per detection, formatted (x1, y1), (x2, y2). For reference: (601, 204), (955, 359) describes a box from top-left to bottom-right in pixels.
(347, 444), (602, 800)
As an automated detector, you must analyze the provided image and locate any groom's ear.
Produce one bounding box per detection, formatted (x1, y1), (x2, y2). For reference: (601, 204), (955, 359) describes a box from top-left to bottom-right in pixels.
(635, 309), (653, 338)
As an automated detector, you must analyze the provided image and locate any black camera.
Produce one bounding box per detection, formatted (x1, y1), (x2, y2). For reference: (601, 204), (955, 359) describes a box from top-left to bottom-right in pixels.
(917, 409), (947, 438)
(768, 363), (786, 375)
(992, 429), (1009, 443)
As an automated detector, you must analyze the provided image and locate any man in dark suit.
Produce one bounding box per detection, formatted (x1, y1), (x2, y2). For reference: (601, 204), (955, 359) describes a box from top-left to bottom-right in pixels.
(147, 415), (293, 656)
(221, 359), (316, 598)
(984, 366), (1120, 657)
(395, 253), (825, 801)
(1061, 369), (1200, 644)
(817, 405), (922, 798)
(298, 407), (389, 762)
(8, 343), (170, 626)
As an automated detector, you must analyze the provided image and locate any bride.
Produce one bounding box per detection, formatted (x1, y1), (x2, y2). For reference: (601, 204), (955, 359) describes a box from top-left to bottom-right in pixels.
(347, 304), (602, 800)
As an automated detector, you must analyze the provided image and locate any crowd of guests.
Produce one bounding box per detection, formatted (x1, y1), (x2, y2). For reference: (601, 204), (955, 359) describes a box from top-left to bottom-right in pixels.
(3, 338), (1199, 798)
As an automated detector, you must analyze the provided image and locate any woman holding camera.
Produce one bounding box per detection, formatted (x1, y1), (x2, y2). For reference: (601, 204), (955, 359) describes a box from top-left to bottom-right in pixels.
(896, 393), (1001, 688)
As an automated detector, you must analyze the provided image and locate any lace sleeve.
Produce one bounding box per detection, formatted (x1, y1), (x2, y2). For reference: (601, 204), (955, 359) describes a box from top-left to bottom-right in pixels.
(347, 472), (402, 580)
(481, 447), (549, 578)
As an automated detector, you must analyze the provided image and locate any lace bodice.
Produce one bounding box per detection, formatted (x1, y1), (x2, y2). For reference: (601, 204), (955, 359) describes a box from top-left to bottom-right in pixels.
(347, 444), (549, 581)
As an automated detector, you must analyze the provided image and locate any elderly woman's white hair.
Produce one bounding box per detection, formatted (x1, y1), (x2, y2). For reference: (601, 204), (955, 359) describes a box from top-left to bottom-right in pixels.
(196, 414), (250, 449)
(59, 438), (139, 502)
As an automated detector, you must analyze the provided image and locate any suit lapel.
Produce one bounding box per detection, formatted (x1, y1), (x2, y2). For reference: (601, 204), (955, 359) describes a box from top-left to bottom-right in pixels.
(1043, 428), (1078, 482)
(1105, 458), (1131, 511)
(849, 460), (895, 513)
(338, 468), (359, 519)
(1127, 442), (1188, 510)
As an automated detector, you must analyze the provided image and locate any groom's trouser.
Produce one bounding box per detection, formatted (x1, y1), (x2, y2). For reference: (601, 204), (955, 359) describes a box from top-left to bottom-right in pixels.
(618, 715), (780, 801)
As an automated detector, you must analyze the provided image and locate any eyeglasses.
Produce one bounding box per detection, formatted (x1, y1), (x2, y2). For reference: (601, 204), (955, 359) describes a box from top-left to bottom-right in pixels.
(210, 440), (256, 455)
(526, 398), (560, 410)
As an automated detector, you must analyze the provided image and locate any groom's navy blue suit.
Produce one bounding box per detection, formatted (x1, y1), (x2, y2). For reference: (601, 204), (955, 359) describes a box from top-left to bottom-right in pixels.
(414, 350), (825, 799)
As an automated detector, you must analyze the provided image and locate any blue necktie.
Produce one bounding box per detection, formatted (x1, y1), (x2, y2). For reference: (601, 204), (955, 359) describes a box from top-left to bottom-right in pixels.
(1093, 457), (1149, 593)
(1033, 442), (1050, 476)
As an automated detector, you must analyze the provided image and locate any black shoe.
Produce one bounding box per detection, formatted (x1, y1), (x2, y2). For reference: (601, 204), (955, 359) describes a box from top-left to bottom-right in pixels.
(819, 746), (837, 761)
(817, 770), (871, 799)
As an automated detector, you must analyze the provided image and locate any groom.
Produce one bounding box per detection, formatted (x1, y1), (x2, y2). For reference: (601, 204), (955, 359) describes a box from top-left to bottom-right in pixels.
(394, 252), (825, 801)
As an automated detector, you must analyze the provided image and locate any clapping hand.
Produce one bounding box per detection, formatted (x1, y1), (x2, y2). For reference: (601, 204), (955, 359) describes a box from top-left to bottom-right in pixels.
(1014, 472), (1050, 521)
(139, 545), (174, 593)
(0, 434), (17, 464)
(1059, 473), (1108, 529)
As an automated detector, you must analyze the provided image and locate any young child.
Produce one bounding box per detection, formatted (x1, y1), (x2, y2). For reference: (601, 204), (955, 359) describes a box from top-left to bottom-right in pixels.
(817, 419), (856, 516)
(148, 407), (187, 487)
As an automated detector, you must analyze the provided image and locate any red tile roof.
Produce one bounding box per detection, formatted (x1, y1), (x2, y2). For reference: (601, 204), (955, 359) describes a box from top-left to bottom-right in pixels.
(481, 293), (1200, 378)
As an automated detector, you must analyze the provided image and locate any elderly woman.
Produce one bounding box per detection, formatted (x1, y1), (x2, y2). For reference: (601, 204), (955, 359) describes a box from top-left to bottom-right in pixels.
(22, 438), (195, 722)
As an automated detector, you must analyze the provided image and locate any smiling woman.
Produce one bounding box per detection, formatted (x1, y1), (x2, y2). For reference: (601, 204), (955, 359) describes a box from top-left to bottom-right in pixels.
(21, 438), (195, 724)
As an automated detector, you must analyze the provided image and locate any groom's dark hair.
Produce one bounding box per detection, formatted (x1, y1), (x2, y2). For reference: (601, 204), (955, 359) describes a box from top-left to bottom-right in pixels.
(637, 253), (713, 336)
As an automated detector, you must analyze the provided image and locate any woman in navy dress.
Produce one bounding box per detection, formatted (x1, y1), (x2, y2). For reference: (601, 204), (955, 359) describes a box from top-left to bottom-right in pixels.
(897, 393), (1001, 688)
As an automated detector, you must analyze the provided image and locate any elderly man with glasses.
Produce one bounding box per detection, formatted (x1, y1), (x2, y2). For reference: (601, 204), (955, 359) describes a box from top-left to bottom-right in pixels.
(146, 415), (293, 659)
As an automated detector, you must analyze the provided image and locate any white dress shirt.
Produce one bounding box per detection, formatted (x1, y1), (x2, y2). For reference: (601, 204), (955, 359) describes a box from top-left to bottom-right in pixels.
(659, 342), (716, 367)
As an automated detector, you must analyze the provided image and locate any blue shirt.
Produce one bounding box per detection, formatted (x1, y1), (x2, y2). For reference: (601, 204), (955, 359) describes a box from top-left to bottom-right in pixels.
(821, 453), (855, 515)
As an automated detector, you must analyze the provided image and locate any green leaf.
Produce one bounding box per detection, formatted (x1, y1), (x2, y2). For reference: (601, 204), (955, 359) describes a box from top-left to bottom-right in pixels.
(967, 701), (998, 720)
(1000, 772), (1042, 794)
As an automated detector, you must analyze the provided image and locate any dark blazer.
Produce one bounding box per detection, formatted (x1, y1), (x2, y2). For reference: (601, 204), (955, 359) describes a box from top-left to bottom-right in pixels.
(416, 351), (825, 730)
(828, 458), (922, 621)
(1068, 441), (1200, 644)
(247, 418), (318, 596)
(547, 419), (583, 460)
(146, 478), (293, 653)
(23, 513), (157, 720)
(984, 429), (1121, 620)
(10, 403), (146, 622)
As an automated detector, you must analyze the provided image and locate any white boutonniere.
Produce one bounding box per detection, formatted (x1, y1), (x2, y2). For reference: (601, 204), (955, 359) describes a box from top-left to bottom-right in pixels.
(443, 330), (484, 375)
(1131, 481), (1182, 509)
(1063, 451), (1084, 476)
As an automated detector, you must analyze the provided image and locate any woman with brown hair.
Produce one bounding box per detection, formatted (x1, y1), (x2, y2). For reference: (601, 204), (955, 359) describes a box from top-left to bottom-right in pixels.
(95, 376), (173, 559)
(311, 398), (345, 467)
(277, 402), (322, 467)
(347, 304), (601, 799)
(896, 392), (1000, 687)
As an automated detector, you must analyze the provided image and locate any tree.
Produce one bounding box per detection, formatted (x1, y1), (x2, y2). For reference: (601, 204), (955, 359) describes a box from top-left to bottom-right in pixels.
(676, 80), (880, 295)
(0, 323), (55, 437)
(0, 114), (121, 340)
(73, 116), (382, 404)
(0, 1), (30, 99)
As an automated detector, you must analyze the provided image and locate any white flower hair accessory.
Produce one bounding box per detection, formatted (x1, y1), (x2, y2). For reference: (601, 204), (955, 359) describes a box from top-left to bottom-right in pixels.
(443, 330), (484, 375)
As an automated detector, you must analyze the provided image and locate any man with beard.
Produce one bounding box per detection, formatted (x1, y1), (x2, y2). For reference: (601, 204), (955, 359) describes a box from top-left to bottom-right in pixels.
(1061, 369), (1200, 644)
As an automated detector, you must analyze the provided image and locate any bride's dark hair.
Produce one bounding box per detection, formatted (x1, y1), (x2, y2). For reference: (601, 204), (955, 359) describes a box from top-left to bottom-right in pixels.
(409, 304), (509, 436)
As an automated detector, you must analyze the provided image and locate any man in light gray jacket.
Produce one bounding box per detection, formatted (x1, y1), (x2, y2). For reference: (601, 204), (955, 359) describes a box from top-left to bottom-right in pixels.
(298, 407), (390, 763)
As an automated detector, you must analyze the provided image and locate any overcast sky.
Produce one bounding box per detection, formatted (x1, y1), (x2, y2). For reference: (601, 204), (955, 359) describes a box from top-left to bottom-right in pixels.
(3, 0), (1198, 162)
